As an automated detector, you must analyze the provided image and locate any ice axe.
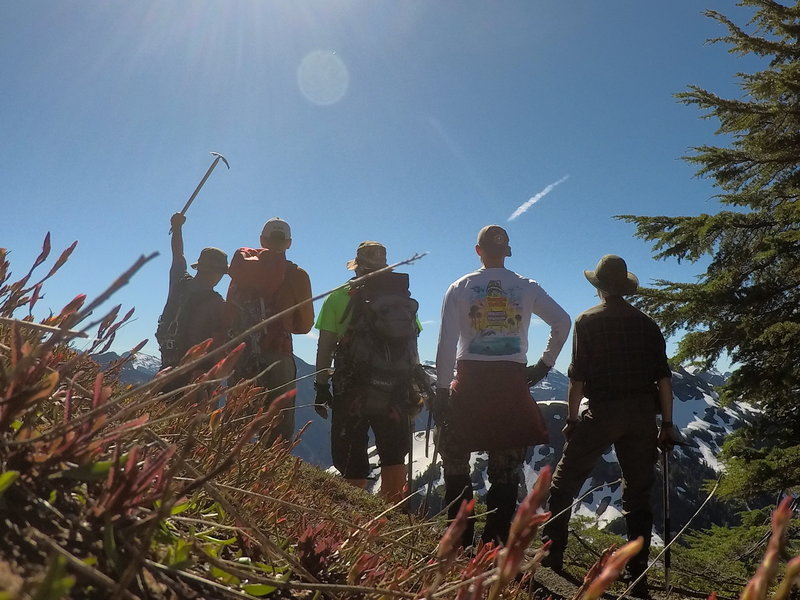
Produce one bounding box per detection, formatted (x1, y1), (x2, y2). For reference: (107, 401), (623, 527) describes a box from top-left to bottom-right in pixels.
(170, 151), (230, 233)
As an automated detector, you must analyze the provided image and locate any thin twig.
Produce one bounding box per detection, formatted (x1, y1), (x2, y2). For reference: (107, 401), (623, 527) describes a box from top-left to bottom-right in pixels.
(618, 475), (722, 600)
(0, 316), (88, 338)
(29, 528), (141, 600)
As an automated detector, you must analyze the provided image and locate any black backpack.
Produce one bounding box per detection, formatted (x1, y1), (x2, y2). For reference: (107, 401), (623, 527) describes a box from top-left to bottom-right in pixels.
(155, 279), (221, 369)
(333, 272), (422, 416)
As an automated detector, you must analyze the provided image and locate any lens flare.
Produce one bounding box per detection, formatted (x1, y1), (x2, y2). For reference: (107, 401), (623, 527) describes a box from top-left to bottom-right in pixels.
(297, 50), (349, 106)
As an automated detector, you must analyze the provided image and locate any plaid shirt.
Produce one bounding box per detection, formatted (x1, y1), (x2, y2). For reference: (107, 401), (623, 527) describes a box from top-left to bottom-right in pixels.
(567, 296), (671, 401)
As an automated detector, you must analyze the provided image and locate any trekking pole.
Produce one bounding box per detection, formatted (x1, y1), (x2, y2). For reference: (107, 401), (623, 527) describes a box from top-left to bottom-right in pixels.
(662, 447), (672, 592)
(407, 416), (414, 506)
(421, 427), (440, 517)
(170, 151), (230, 233)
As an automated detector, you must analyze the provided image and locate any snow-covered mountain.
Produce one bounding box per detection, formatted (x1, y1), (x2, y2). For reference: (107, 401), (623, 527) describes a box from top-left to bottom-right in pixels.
(92, 351), (162, 385)
(343, 366), (756, 534)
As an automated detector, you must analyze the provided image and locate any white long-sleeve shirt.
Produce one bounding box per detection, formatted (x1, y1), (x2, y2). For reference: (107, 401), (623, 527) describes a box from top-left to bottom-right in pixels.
(435, 267), (571, 388)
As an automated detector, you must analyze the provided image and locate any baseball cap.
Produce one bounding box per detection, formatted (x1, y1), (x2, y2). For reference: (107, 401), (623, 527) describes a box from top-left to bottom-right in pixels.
(261, 218), (292, 241)
(345, 241), (388, 271)
(191, 247), (229, 273)
(477, 225), (512, 257)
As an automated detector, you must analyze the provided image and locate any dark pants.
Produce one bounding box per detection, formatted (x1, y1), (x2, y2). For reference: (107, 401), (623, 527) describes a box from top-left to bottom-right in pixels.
(442, 442), (526, 546)
(330, 393), (411, 479)
(543, 395), (658, 572)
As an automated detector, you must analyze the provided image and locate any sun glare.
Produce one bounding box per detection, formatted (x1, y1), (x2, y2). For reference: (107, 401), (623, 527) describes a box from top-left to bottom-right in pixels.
(297, 50), (350, 106)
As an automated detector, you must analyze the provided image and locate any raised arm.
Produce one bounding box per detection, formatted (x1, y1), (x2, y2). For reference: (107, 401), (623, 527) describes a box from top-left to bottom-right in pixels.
(169, 212), (188, 281)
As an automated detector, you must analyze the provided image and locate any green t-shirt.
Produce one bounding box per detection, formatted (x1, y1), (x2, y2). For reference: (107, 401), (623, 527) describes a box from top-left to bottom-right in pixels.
(315, 285), (354, 338)
(315, 282), (423, 339)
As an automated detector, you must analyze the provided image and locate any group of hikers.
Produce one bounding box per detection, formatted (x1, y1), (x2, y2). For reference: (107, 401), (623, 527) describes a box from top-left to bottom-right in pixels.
(157, 213), (678, 597)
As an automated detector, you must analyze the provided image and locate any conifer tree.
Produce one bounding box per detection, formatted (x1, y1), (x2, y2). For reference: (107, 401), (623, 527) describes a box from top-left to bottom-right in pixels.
(619, 0), (800, 498)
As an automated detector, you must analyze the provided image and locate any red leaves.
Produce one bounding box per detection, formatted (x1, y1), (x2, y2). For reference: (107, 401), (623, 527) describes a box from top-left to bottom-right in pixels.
(580, 538), (644, 600)
(92, 444), (176, 519)
(741, 496), (796, 600)
(489, 466), (552, 600)
(297, 523), (343, 579)
(437, 499), (475, 561)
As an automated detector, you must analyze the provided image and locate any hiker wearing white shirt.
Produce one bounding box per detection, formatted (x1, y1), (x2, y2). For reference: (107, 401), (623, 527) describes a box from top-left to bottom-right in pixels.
(434, 224), (571, 546)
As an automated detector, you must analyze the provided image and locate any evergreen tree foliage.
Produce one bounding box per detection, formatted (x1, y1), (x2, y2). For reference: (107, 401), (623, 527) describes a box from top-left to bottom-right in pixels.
(618, 0), (800, 498)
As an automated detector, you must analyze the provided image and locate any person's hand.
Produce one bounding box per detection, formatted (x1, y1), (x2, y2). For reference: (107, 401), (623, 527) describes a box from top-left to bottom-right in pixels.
(170, 212), (186, 230)
(433, 387), (451, 426)
(526, 359), (551, 387)
(314, 382), (333, 420)
(658, 421), (678, 449)
(562, 418), (578, 441)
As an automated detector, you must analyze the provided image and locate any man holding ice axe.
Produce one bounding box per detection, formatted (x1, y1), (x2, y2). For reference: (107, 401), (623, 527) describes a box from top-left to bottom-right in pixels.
(156, 153), (230, 381)
(541, 254), (678, 598)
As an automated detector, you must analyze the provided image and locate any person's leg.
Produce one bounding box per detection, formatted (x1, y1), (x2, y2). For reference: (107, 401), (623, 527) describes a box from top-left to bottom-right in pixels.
(330, 397), (371, 489)
(440, 432), (475, 548)
(261, 352), (297, 445)
(379, 464), (407, 504)
(615, 402), (658, 594)
(372, 406), (412, 504)
(543, 409), (619, 569)
(482, 447), (525, 545)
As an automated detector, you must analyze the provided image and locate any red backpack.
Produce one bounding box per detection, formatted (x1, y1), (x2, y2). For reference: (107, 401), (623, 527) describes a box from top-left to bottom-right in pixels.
(226, 247), (289, 377)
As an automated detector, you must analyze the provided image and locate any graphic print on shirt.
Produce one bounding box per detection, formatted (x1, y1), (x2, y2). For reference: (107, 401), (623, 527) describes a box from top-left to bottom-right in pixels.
(467, 279), (523, 356)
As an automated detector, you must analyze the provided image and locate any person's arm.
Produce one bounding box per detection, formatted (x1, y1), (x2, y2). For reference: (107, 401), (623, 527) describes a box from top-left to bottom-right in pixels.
(290, 268), (314, 334)
(563, 379), (584, 440)
(169, 213), (188, 281)
(531, 286), (571, 369)
(315, 330), (338, 386)
(435, 284), (459, 390)
(657, 376), (678, 447)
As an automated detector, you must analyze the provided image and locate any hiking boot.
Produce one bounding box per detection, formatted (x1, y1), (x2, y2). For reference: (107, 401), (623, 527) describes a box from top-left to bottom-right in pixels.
(540, 549), (564, 572)
(622, 570), (650, 598)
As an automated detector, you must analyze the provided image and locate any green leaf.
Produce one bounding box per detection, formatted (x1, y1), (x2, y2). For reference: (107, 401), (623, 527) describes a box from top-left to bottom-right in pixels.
(0, 471), (19, 497)
(55, 460), (114, 481)
(170, 499), (192, 515)
(210, 565), (240, 585)
(165, 538), (193, 569)
(103, 521), (120, 570)
(241, 583), (277, 596)
(31, 555), (75, 600)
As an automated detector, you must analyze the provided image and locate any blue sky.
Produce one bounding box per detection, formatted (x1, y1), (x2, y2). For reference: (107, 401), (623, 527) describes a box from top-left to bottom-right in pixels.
(2, 1), (758, 373)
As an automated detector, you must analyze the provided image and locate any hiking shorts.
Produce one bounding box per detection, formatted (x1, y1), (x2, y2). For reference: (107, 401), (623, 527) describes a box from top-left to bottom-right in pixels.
(330, 393), (411, 480)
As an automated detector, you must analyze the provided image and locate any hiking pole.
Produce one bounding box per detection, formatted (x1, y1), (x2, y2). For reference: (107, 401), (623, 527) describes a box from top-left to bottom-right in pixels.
(170, 151), (230, 233)
(662, 447), (672, 592)
(407, 416), (414, 508)
(421, 426), (440, 517)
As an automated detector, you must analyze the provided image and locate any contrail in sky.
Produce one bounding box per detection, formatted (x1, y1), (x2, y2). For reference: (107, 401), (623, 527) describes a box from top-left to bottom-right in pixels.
(507, 175), (569, 221)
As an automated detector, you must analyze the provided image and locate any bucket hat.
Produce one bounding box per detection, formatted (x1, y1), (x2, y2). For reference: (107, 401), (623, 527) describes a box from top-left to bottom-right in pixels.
(346, 241), (388, 271)
(584, 254), (638, 296)
(191, 247), (229, 273)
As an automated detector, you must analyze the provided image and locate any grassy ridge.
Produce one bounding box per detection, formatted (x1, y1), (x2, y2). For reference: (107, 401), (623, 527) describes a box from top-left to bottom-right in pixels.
(1, 238), (798, 599)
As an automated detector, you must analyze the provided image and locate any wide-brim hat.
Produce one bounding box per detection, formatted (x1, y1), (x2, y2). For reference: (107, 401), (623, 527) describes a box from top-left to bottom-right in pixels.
(584, 254), (638, 296)
(346, 241), (388, 271)
(191, 247), (229, 274)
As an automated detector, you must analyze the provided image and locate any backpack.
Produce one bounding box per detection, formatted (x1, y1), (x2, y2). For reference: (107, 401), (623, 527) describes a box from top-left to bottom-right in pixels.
(226, 248), (290, 379)
(156, 278), (222, 368)
(333, 271), (422, 416)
